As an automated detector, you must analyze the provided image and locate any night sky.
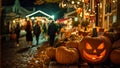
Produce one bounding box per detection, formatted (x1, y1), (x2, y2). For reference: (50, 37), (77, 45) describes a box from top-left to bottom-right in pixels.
(2, 0), (67, 19)
(36, 3), (67, 19)
(2, 0), (35, 6)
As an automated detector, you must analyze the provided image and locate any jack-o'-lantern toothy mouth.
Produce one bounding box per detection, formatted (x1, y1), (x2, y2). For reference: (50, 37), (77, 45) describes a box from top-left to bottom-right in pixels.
(83, 50), (106, 62)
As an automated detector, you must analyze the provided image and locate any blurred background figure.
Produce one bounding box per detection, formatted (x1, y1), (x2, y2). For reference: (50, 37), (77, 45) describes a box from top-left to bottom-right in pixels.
(33, 21), (41, 45)
(15, 22), (21, 46)
(48, 21), (58, 46)
(25, 20), (33, 47)
(42, 22), (48, 40)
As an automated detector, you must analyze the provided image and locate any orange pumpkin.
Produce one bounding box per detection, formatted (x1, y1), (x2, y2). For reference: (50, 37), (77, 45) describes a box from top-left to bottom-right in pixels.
(84, 0), (89, 3)
(54, 41), (66, 47)
(64, 31), (71, 38)
(78, 36), (112, 64)
(65, 41), (80, 49)
(45, 47), (56, 59)
(112, 40), (120, 49)
(103, 32), (120, 43)
(11, 33), (16, 40)
(56, 46), (79, 64)
(112, 22), (120, 33)
(78, 31), (89, 36)
(110, 49), (120, 65)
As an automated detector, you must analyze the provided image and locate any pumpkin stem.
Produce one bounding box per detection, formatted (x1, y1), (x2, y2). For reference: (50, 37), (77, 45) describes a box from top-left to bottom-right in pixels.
(92, 28), (98, 37)
(85, 27), (87, 31)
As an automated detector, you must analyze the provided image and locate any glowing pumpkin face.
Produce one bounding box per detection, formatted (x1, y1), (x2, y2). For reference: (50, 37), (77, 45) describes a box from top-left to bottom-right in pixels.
(83, 42), (106, 62)
(78, 36), (112, 64)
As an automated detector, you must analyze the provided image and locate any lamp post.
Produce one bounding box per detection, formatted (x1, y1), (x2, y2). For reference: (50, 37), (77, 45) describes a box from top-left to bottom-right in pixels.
(102, 0), (106, 28)
(95, 2), (99, 26)
(82, 0), (85, 20)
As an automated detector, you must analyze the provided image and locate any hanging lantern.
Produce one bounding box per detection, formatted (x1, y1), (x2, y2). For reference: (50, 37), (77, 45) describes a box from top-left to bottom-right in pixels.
(84, 0), (89, 3)
(59, 1), (67, 8)
(76, 8), (82, 14)
(85, 12), (90, 18)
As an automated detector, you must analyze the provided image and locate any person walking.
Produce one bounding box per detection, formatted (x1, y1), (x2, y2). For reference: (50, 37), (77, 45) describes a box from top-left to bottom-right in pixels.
(15, 23), (21, 46)
(43, 23), (48, 40)
(25, 20), (33, 47)
(48, 21), (58, 46)
(33, 21), (41, 45)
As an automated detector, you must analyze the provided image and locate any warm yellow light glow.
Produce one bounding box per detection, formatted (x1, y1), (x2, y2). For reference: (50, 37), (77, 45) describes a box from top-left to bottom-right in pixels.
(97, 43), (104, 49)
(71, 1), (75, 4)
(86, 42), (92, 49)
(92, 57), (96, 60)
(77, 1), (80, 4)
(13, 20), (16, 24)
(63, 4), (67, 7)
(83, 50), (106, 62)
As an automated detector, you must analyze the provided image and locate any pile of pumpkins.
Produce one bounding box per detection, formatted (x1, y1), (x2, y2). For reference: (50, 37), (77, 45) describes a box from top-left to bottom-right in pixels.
(105, 32), (120, 65)
(45, 34), (120, 65)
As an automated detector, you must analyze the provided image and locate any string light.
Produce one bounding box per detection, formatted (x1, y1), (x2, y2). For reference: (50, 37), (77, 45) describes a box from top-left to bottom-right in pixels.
(59, 0), (89, 9)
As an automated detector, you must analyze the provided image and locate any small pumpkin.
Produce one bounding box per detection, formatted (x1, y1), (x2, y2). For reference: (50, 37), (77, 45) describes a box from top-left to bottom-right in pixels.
(56, 46), (79, 64)
(11, 33), (16, 40)
(65, 41), (80, 49)
(54, 41), (66, 48)
(110, 48), (120, 65)
(45, 47), (56, 59)
(112, 40), (120, 49)
(103, 32), (120, 43)
(78, 30), (89, 36)
(112, 22), (120, 33)
(64, 31), (71, 38)
(78, 36), (112, 64)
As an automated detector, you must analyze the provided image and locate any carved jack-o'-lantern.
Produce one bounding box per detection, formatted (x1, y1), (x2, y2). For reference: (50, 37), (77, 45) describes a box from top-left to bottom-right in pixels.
(78, 36), (112, 64)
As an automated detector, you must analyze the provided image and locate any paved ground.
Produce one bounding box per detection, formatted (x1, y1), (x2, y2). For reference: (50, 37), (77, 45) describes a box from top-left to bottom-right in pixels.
(1, 33), (47, 68)
(1, 33), (120, 68)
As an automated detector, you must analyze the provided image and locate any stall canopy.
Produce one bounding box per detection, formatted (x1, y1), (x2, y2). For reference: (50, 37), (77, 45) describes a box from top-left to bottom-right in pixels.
(57, 18), (69, 23)
(26, 10), (54, 19)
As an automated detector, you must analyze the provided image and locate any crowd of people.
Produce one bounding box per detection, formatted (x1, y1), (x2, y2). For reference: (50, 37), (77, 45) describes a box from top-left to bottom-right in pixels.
(14, 19), (60, 47)
(13, 18), (92, 47)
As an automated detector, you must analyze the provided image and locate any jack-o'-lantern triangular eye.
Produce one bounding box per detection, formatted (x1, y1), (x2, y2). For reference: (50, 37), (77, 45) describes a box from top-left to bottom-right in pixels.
(97, 43), (104, 49)
(86, 42), (92, 49)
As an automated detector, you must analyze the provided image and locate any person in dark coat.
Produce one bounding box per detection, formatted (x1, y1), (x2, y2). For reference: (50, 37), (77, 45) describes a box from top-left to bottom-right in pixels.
(48, 21), (58, 46)
(15, 23), (21, 46)
(33, 21), (41, 45)
(25, 20), (33, 47)
(43, 23), (48, 40)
